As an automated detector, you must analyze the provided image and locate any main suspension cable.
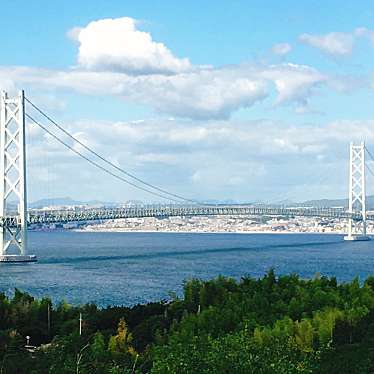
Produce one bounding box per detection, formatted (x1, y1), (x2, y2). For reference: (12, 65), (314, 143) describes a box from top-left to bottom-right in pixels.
(366, 163), (374, 179)
(25, 97), (198, 204)
(26, 113), (186, 203)
(364, 147), (374, 197)
(366, 146), (374, 164)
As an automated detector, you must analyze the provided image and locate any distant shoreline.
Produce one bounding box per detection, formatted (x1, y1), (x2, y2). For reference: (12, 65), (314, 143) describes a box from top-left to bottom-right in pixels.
(74, 228), (347, 235)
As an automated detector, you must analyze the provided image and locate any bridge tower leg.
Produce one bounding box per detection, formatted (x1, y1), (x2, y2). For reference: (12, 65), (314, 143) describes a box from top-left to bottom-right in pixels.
(0, 91), (36, 262)
(344, 141), (370, 241)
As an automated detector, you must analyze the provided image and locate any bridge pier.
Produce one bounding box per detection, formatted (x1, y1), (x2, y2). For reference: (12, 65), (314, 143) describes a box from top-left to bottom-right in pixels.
(0, 91), (36, 262)
(344, 235), (370, 241)
(344, 142), (370, 242)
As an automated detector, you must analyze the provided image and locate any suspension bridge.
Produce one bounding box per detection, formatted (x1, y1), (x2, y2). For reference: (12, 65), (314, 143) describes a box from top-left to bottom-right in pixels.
(0, 91), (373, 262)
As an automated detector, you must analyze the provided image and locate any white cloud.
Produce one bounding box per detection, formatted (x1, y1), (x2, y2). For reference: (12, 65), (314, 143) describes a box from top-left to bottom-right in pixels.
(25, 116), (374, 202)
(0, 62), (328, 119)
(299, 27), (374, 58)
(135, 67), (268, 119)
(0, 76), (16, 93)
(272, 43), (292, 56)
(0, 17), (337, 120)
(299, 31), (354, 57)
(261, 63), (326, 105)
(4, 17), (374, 203)
(70, 17), (191, 75)
(66, 27), (82, 42)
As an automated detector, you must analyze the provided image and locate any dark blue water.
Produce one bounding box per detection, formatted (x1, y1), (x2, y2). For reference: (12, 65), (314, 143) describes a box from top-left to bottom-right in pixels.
(0, 231), (373, 306)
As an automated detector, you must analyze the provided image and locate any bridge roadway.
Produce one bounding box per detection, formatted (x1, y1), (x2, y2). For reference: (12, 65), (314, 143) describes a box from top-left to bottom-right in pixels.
(1, 205), (372, 227)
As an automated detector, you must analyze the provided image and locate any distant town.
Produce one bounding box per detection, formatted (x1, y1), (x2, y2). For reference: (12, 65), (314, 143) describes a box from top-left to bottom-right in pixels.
(79, 215), (373, 234)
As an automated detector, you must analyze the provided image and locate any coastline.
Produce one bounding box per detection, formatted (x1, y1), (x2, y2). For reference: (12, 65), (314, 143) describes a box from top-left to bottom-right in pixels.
(74, 228), (347, 235)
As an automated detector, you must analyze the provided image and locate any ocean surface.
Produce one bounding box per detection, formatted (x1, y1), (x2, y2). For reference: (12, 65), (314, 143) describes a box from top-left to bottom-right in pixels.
(0, 231), (374, 307)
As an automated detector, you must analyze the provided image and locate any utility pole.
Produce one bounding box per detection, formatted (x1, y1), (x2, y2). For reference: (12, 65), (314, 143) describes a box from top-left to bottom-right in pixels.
(47, 303), (51, 337)
(79, 313), (82, 336)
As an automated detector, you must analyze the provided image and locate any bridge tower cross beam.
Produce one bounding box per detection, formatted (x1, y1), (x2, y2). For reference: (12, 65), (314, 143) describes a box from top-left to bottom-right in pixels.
(344, 141), (370, 241)
(0, 90), (35, 261)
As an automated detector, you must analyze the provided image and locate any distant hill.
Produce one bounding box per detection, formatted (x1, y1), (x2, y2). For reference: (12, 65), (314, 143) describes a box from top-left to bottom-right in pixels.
(295, 198), (347, 208)
(285, 195), (374, 209)
(200, 199), (245, 205)
(28, 195), (374, 210)
(29, 197), (118, 209)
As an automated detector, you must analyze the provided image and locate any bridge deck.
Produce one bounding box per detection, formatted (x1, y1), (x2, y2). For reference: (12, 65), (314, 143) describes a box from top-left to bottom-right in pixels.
(1, 206), (371, 227)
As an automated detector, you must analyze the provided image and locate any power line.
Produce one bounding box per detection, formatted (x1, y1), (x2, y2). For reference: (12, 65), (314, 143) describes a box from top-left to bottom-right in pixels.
(365, 147), (374, 176)
(25, 97), (197, 204)
(364, 147), (374, 198)
(26, 113), (185, 203)
(366, 163), (374, 178)
(366, 146), (374, 164)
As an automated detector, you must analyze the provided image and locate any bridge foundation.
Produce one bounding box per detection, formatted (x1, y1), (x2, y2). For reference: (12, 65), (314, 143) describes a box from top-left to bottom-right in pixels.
(344, 142), (370, 241)
(344, 235), (370, 241)
(0, 91), (36, 262)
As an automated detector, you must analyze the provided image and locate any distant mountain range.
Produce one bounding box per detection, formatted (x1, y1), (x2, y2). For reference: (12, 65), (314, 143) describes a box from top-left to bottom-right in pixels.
(198, 195), (374, 209)
(275, 195), (374, 209)
(29, 197), (119, 209)
(199, 199), (244, 205)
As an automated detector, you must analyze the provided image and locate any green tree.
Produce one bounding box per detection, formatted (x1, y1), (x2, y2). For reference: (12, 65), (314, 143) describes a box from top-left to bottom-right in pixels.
(314, 308), (343, 345)
(294, 319), (314, 352)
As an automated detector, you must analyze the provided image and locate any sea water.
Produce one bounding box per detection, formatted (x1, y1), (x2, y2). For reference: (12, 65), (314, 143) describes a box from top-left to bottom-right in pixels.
(0, 231), (373, 306)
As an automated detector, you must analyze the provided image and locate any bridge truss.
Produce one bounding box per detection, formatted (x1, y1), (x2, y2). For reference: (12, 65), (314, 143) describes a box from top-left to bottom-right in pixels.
(1, 205), (372, 228)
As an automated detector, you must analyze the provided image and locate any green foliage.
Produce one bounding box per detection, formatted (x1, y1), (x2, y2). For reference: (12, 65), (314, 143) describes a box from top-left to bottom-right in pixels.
(313, 307), (343, 344)
(108, 317), (137, 358)
(2, 270), (374, 372)
(151, 328), (324, 374)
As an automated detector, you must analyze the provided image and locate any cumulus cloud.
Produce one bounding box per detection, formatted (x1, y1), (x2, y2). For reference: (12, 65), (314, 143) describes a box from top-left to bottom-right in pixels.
(134, 67), (268, 119)
(0, 62), (328, 119)
(271, 43), (292, 56)
(0, 17), (337, 119)
(261, 63), (326, 106)
(299, 31), (355, 57)
(70, 17), (191, 75)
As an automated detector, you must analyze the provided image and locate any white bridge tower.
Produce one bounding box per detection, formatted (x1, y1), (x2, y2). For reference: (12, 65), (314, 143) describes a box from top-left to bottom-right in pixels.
(0, 91), (36, 262)
(344, 141), (370, 241)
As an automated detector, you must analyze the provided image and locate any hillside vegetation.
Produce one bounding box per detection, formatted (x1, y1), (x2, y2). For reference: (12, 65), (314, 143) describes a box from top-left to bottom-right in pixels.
(1, 270), (374, 373)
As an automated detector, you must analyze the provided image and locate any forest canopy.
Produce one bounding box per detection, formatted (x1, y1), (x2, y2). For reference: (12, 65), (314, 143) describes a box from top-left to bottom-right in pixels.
(1, 270), (374, 373)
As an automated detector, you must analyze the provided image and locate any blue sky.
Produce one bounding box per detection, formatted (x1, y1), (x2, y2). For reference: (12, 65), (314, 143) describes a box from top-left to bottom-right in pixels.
(2, 1), (374, 203)
(3, 1), (374, 67)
